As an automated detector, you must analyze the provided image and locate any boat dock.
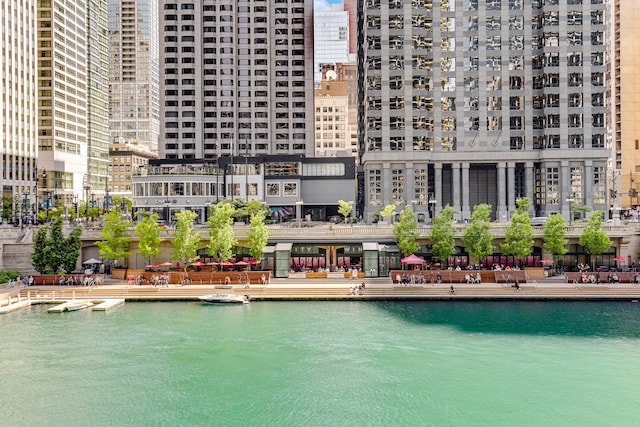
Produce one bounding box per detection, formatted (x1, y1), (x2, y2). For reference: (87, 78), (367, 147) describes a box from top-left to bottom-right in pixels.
(0, 299), (32, 314)
(92, 299), (125, 311)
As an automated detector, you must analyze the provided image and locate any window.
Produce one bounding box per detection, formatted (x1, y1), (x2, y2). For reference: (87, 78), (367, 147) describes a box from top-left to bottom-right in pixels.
(283, 183), (298, 196)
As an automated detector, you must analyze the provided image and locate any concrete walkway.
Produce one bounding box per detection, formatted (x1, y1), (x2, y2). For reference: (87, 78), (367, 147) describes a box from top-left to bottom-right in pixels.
(4, 275), (640, 302)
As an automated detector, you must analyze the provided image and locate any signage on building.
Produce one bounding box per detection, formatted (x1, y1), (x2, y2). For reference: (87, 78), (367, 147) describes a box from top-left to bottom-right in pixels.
(292, 245), (319, 255)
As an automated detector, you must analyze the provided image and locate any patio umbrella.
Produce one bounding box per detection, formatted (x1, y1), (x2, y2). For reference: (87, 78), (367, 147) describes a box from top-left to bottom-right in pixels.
(83, 258), (102, 265)
(613, 257), (626, 261)
(270, 206), (292, 220)
(159, 261), (173, 267)
(236, 261), (249, 266)
(190, 261), (205, 267)
(541, 259), (554, 263)
(221, 261), (236, 267)
(401, 254), (427, 265)
(146, 263), (159, 268)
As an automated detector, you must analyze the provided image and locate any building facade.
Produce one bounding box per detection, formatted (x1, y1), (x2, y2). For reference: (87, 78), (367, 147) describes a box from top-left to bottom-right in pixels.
(358, 0), (610, 222)
(610, 0), (640, 213)
(108, 0), (160, 153)
(108, 141), (158, 200)
(1, 0), (38, 222)
(313, 5), (355, 86)
(158, 0), (315, 161)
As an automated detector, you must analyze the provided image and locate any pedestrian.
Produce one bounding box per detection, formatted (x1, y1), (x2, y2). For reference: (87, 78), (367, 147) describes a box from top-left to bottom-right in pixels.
(515, 280), (520, 292)
(450, 285), (455, 295)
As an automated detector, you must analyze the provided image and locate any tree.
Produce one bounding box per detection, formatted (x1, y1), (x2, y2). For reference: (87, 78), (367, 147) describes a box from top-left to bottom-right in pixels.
(171, 210), (201, 274)
(135, 211), (164, 266)
(463, 204), (494, 265)
(430, 205), (457, 263)
(95, 210), (132, 267)
(379, 204), (397, 222)
(501, 197), (535, 262)
(248, 210), (270, 268)
(207, 201), (237, 262)
(542, 214), (568, 261)
(338, 200), (353, 223)
(579, 211), (612, 268)
(30, 217), (82, 274)
(393, 205), (420, 256)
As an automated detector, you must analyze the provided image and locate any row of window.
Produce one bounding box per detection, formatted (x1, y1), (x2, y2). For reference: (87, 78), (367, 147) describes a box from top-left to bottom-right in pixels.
(365, 133), (606, 152)
(164, 133), (307, 140)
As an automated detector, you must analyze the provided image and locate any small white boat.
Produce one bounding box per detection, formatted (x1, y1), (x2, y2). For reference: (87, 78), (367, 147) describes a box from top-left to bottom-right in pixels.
(65, 300), (94, 312)
(199, 294), (250, 304)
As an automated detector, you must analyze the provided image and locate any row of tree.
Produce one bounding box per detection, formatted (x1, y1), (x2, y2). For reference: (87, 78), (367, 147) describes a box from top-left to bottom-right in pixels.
(30, 200), (271, 275)
(392, 198), (612, 266)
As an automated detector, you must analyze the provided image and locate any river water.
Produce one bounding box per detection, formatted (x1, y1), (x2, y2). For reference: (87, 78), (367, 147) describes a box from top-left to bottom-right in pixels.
(2, 301), (640, 426)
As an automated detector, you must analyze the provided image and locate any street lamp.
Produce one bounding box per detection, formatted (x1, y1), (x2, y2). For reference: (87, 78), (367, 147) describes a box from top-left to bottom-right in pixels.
(295, 198), (304, 228)
(84, 173), (91, 226)
(164, 197), (172, 225)
(428, 197), (437, 224)
(204, 200), (211, 223)
(566, 198), (575, 226)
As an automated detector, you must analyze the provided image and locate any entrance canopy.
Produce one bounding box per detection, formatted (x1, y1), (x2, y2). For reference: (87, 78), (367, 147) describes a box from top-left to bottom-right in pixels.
(401, 254), (427, 265)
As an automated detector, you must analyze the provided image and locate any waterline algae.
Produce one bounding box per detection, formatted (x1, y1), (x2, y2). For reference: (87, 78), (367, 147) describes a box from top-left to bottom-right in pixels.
(2, 301), (640, 426)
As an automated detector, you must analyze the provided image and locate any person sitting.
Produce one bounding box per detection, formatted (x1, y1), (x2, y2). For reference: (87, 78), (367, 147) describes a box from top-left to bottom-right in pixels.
(475, 273), (482, 284)
(612, 273), (620, 284)
(59, 275), (66, 286)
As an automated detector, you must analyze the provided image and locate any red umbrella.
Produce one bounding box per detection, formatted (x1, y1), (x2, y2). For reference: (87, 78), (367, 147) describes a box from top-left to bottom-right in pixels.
(146, 263), (159, 268)
(190, 261), (205, 267)
(613, 257), (626, 261)
(159, 261), (173, 266)
(401, 254), (426, 265)
(541, 259), (554, 263)
(236, 260), (249, 266)
(221, 261), (236, 267)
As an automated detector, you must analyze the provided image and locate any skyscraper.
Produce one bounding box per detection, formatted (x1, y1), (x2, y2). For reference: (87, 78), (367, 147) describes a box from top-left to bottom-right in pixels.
(158, 0), (314, 160)
(108, 0), (160, 153)
(313, 5), (354, 86)
(37, 0), (91, 206)
(1, 0), (38, 221)
(359, 0), (610, 223)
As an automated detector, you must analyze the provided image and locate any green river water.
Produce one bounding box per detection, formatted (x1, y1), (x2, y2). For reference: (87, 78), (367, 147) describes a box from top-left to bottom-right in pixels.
(2, 300), (640, 426)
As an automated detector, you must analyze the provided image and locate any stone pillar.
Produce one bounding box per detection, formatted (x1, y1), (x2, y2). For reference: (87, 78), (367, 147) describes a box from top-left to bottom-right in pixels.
(507, 162), (515, 217)
(584, 161), (593, 209)
(461, 163), (470, 221)
(525, 162), (535, 205)
(382, 163), (391, 206)
(452, 162), (461, 219)
(497, 162), (507, 221)
(405, 162), (415, 211)
(434, 163), (443, 214)
(561, 161), (570, 220)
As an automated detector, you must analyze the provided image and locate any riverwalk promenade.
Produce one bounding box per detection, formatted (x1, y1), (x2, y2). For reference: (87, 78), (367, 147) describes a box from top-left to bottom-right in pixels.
(4, 275), (640, 304)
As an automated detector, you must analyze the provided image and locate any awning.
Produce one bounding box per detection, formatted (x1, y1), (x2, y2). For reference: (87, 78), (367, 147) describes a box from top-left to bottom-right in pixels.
(362, 242), (378, 251)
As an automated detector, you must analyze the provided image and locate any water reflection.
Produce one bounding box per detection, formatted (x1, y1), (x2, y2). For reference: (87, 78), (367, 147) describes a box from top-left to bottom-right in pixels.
(372, 300), (640, 338)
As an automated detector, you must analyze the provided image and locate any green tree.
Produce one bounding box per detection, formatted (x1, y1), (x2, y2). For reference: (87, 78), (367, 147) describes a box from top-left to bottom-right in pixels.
(248, 210), (270, 268)
(30, 217), (82, 273)
(379, 204), (397, 222)
(95, 210), (132, 267)
(463, 204), (495, 265)
(542, 214), (568, 261)
(393, 205), (420, 256)
(135, 212), (164, 265)
(579, 211), (612, 268)
(338, 200), (354, 223)
(207, 201), (237, 262)
(171, 210), (201, 274)
(430, 205), (457, 263)
(501, 197), (535, 262)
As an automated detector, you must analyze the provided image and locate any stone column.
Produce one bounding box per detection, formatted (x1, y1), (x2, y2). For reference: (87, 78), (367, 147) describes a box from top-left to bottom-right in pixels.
(434, 163), (443, 214)
(525, 162), (535, 205)
(507, 162), (515, 217)
(382, 163), (391, 207)
(497, 162), (507, 221)
(452, 162), (461, 219)
(461, 163), (470, 220)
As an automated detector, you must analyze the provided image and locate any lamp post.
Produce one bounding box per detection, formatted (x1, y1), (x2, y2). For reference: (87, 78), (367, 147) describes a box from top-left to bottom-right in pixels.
(295, 198), (304, 228)
(84, 174), (90, 225)
(164, 197), (172, 225)
(428, 197), (437, 224)
(204, 200), (211, 223)
(566, 198), (575, 226)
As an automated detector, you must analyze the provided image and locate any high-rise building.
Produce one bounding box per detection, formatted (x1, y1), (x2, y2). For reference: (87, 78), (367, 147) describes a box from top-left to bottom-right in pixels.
(1, 0), (38, 222)
(359, 0), (610, 222)
(108, 0), (160, 153)
(37, 0), (90, 206)
(313, 5), (355, 86)
(158, 0), (314, 160)
(610, 1), (640, 212)
(87, 0), (110, 203)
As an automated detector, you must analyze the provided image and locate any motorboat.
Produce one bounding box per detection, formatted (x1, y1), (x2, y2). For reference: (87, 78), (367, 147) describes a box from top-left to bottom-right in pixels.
(199, 294), (250, 304)
(65, 300), (94, 312)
